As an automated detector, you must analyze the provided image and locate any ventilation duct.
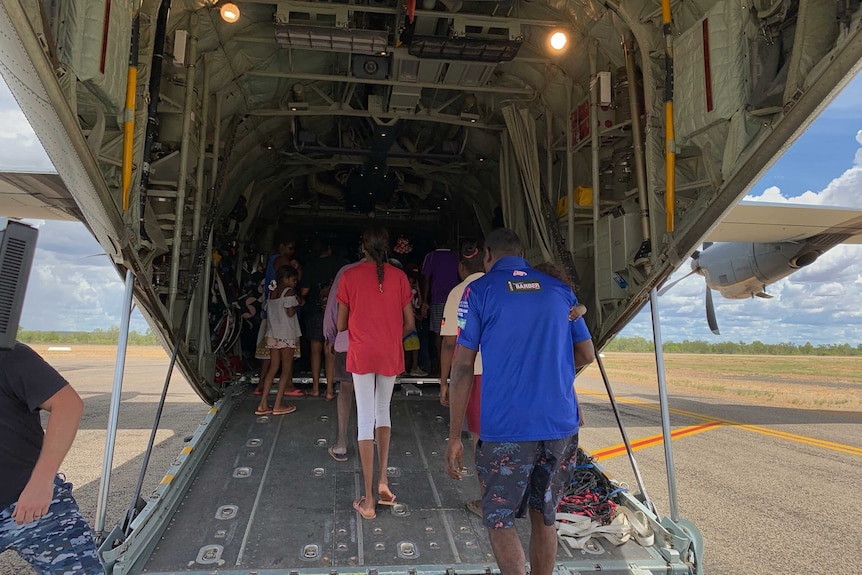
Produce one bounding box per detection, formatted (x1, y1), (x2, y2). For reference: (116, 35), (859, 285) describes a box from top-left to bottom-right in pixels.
(408, 36), (522, 62)
(275, 25), (387, 54)
(274, 3), (387, 54)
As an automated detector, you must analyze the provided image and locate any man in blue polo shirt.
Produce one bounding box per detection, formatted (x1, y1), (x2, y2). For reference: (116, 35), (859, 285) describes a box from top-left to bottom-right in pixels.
(444, 228), (595, 575)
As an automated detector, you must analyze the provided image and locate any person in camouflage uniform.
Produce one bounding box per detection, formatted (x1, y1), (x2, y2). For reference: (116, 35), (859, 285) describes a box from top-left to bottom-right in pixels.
(0, 343), (103, 574)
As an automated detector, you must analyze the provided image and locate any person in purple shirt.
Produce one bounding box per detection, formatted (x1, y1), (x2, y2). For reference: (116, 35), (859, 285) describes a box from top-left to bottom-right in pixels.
(323, 260), (363, 462)
(421, 237), (460, 377)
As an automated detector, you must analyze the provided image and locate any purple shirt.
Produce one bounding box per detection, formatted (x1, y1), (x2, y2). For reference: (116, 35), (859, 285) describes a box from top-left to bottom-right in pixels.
(324, 261), (363, 352)
(421, 249), (460, 304)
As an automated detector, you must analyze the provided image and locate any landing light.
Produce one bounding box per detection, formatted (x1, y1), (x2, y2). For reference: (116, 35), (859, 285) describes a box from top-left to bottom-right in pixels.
(549, 31), (567, 51)
(220, 2), (240, 23)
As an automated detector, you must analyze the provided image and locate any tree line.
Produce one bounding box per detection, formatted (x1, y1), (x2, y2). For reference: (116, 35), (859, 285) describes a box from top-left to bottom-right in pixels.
(604, 336), (862, 356)
(17, 326), (160, 346)
(15, 329), (862, 356)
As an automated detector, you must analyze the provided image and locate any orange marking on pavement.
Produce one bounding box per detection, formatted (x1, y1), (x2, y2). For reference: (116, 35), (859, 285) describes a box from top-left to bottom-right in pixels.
(590, 421), (723, 461)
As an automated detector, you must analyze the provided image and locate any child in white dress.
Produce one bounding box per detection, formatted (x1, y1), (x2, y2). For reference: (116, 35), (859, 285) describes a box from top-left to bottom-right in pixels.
(256, 265), (303, 415)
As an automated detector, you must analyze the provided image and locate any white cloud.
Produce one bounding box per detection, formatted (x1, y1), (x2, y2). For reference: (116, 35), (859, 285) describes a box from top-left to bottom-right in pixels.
(747, 129), (862, 208)
(18, 220), (149, 333)
(0, 79), (54, 171)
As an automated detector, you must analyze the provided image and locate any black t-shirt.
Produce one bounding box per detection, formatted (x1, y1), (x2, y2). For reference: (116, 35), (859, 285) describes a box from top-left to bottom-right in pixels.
(303, 256), (348, 310)
(0, 343), (69, 508)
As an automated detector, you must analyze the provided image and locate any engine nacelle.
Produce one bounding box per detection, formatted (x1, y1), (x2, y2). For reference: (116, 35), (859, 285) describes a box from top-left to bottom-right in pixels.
(696, 241), (818, 299)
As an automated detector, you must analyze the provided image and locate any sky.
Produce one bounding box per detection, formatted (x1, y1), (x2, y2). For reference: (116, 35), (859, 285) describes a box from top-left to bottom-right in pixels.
(2, 72), (862, 344)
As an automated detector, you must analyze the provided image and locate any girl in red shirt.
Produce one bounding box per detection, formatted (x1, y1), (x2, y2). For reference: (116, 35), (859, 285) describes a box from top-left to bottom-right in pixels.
(336, 227), (414, 519)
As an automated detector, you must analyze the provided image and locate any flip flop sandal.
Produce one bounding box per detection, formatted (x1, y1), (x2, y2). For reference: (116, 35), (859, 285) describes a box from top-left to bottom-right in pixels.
(284, 389), (305, 397)
(254, 408), (273, 416)
(377, 488), (397, 506)
(272, 405), (297, 415)
(353, 497), (376, 520)
(328, 446), (348, 462)
(465, 499), (483, 517)
(325, 393), (337, 401)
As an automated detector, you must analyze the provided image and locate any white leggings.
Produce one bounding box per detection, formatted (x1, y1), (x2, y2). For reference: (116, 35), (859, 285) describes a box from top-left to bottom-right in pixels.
(352, 372), (397, 441)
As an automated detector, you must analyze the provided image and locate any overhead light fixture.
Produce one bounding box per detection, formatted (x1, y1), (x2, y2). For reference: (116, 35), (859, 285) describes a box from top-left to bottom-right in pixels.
(288, 102), (309, 111)
(220, 2), (240, 23)
(549, 30), (568, 51)
(461, 112), (480, 124)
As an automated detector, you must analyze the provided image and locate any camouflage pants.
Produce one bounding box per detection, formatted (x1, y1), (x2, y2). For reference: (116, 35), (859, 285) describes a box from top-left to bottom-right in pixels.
(0, 477), (103, 575)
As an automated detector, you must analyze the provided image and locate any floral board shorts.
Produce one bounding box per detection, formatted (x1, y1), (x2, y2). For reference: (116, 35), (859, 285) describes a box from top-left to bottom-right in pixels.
(475, 434), (579, 529)
(266, 337), (301, 358)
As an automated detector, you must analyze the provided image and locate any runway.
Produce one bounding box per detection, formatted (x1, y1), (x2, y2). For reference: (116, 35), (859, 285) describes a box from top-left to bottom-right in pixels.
(1, 347), (860, 574)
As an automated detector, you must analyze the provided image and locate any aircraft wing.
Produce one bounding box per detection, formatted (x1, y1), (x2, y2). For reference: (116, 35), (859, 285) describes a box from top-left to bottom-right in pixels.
(705, 201), (862, 245)
(0, 172), (81, 221)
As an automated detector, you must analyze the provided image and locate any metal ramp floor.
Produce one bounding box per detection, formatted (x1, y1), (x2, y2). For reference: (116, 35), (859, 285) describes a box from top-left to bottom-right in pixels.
(140, 389), (660, 574)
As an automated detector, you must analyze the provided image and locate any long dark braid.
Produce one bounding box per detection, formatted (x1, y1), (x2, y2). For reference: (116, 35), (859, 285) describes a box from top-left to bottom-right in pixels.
(363, 227), (389, 292)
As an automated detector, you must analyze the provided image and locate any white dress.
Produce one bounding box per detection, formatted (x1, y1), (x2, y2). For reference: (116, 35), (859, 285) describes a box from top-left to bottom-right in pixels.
(266, 288), (302, 342)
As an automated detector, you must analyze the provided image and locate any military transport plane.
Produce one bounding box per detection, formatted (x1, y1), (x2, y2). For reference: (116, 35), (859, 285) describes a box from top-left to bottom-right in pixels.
(3, 0), (862, 573)
(658, 201), (862, 333)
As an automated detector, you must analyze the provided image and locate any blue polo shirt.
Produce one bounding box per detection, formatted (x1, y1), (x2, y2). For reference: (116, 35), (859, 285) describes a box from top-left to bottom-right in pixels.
(456, 256), (591, 442)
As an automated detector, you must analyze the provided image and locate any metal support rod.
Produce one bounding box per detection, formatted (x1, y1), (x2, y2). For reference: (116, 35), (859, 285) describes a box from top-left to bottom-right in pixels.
(566, 78), (575, 253)
(169, 13), (198, 319)
(649, 287), (680, 521)
(198, 92), (222, 367)
(594, 351), (656, 514)
(589, 40), (602, 324)
(198, 228), (214, 370)
(121, 15), (140, 211)
(662, 0), (677, 232)
(192, 53), (210, 254)
(187, 53), (210, 346)
(94, 268), (135, 540)
(546, 107), (553, 203)
(209, 93), (223, 205)
(246, 70), (534, 95)
(624, 32), (651, 244)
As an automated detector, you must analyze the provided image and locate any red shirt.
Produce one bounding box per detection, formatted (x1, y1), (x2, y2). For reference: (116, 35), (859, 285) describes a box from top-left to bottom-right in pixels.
(337, 262), (412, 376)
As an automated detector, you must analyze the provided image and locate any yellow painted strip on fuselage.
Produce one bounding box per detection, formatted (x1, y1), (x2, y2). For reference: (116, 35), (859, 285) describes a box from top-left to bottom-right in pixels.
(577, 388), (862, 457)
(159, 474), (175, 485)
(181, 445), (193, 454)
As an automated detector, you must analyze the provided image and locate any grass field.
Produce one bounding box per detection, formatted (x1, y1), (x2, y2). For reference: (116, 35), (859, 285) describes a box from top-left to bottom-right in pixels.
(591, 352), (862, 410)
(29, 345), (862, 411)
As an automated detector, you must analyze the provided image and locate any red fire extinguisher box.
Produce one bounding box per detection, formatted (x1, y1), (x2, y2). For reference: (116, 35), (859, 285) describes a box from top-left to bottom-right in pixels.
(572, 99), (614, 145)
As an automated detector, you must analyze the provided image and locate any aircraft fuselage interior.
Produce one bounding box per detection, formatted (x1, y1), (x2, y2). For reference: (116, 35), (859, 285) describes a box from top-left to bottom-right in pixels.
(2, 0), (862, 402)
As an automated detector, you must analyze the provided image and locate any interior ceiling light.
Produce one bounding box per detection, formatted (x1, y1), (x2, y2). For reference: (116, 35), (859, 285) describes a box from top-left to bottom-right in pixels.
(549, 31), (568, 51)
(220, 2), (240, 23)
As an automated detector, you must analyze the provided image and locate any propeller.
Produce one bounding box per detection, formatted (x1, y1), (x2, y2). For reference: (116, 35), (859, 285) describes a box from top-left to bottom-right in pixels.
(658, 242), (720, 335)
(705, 280), (719, 335)
(699, 242), (719, 335)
